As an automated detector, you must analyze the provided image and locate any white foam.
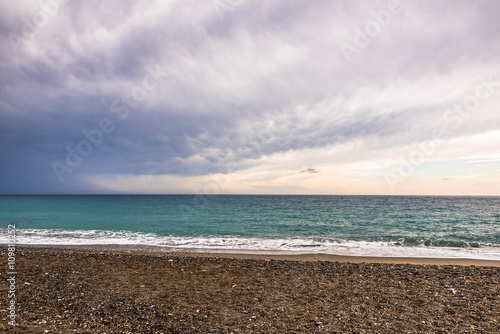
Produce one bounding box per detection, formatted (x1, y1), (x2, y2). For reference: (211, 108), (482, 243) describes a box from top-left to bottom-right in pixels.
(1, 229), (499, 260)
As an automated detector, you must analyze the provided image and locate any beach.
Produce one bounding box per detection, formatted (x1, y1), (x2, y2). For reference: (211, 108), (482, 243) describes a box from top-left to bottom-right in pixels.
(2, 247), (499, 333)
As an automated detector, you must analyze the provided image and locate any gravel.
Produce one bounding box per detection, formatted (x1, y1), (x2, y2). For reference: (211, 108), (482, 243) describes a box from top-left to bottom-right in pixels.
(1, 247), (499, 333)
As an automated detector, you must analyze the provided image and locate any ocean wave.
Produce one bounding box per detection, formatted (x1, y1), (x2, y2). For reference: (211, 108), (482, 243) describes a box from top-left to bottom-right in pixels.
(393, 237), (484, 248)
(1, 228), (500, 260)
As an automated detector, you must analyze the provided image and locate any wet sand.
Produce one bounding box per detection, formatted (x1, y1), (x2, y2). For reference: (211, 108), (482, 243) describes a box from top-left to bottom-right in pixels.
(1, 246), (499, 333)
(18, 243), (500, 267)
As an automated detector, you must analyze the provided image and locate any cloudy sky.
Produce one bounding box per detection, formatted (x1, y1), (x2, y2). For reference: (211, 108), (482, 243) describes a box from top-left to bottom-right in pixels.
(1, 0), (499, 195)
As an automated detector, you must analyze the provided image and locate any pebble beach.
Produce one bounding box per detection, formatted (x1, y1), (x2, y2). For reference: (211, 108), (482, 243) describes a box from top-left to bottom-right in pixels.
(1, 247), (499, 333)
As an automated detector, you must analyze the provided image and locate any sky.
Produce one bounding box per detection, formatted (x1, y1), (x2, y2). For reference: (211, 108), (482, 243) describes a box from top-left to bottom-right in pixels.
(1, 0), (500, 195)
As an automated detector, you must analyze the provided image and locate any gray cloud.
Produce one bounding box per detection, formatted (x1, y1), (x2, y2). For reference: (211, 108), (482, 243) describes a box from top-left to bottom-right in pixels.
(1, 0), (499, 193)
(300, 168), (319, 174)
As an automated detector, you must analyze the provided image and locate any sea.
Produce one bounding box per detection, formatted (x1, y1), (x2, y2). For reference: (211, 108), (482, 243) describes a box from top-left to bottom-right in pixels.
(1, 195), (499, 260)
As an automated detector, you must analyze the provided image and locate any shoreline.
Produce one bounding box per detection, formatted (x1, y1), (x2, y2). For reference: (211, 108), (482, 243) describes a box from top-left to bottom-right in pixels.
(13, 243), (500, 267)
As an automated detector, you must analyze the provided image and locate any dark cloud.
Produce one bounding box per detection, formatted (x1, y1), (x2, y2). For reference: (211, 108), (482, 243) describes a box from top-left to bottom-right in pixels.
(300, 168), (319, 174)
(0, 0), (499, 193)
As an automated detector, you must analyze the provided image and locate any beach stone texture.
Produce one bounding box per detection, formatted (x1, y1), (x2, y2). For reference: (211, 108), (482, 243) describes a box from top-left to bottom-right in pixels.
(1, 247), (499, 333)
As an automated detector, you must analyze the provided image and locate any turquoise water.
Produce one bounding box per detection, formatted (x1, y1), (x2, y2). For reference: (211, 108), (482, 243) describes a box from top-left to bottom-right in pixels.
(1, 195), (499, 259)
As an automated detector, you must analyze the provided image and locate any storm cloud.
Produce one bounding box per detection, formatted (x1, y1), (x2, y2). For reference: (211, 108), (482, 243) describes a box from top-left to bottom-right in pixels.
(1, 0), (499, 194)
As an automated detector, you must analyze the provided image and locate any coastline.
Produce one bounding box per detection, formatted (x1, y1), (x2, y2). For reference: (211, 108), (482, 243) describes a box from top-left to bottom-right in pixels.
(14, 243), (500, 267)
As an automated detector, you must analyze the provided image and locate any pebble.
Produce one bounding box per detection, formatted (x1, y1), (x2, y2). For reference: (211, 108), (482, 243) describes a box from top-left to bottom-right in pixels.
(8, 247), (500, 333)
